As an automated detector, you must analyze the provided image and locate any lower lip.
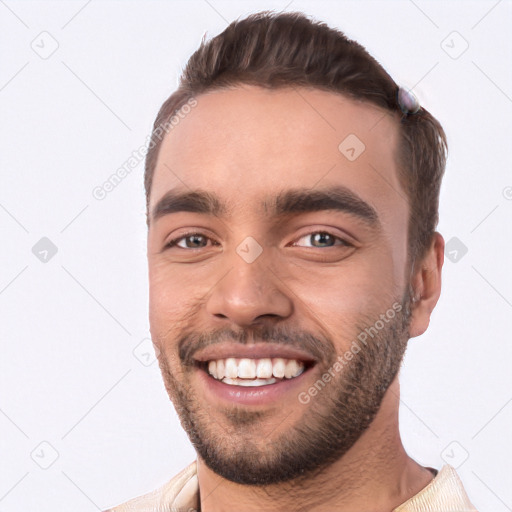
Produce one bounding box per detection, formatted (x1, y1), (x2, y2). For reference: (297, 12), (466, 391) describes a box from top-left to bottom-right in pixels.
(195, 365), (314, 406)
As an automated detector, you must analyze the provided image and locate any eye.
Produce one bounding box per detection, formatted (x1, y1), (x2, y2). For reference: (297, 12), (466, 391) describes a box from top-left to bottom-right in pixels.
(163, 230), (352, 252)
(165, 232), (217, 250)
(291, 231), (352, 248)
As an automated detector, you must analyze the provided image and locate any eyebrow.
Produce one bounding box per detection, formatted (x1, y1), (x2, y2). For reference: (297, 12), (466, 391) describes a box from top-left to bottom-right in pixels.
(151, 185), (379, 227)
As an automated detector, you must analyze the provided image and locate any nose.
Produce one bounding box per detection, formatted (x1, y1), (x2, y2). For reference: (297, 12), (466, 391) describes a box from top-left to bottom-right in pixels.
(205, 252), (294, 327)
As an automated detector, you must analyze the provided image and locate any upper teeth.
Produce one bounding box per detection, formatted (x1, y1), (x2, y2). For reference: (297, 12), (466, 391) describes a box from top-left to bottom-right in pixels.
(207, 358), (305, 380)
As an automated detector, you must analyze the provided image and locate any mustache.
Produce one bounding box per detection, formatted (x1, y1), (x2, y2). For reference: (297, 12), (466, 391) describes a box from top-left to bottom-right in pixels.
(178, 324), (335, 367)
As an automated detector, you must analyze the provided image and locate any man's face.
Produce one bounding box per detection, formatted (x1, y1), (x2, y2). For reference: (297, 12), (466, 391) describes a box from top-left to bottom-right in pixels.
(147, 85), (413, 485)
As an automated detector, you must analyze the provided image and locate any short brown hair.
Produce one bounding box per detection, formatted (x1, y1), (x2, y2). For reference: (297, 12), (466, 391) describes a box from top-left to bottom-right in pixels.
(145, 10), (447, 265)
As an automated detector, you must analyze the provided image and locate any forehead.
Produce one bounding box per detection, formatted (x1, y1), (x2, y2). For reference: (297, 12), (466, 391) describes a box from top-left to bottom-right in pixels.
(150, 85), (405, 222)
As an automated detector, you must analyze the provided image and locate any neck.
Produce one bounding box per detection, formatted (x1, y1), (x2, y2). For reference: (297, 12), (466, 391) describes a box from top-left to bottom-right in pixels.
(196, 377), (435, 512)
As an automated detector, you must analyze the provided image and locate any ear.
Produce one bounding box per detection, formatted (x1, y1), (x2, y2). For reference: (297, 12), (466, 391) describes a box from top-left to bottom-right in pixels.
(408, 232), (445, 338)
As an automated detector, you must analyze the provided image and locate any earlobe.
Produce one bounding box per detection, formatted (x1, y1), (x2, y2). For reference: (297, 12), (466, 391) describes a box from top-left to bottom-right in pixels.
(408, 232), (445, 338)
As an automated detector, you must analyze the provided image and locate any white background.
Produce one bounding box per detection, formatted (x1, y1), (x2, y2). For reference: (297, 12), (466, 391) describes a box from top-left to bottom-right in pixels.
(1, 1), (511, 510)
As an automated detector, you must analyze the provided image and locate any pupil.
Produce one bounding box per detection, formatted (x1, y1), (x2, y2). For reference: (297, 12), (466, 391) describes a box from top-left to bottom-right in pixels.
(313, 233), (333, 247)
(188, 235), (206, 248)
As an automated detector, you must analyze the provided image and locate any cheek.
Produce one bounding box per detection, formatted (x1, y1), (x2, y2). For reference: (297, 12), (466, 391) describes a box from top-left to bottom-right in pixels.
(148, 261), (190, 342)
(148, 259), (212, 347)
(149, 264), (173, 322)
(289, 249), (401, 320)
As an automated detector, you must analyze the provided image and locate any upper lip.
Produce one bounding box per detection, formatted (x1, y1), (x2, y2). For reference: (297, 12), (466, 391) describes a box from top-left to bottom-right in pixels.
(193, 343), (318, 364)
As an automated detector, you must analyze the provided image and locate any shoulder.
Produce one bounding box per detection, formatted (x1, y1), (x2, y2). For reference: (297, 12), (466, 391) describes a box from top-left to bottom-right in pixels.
(394, 464), (478, 512)
(103, 460), (198, 512)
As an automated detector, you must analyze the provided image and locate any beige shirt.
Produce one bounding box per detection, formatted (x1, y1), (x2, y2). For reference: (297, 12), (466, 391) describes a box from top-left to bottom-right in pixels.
(105, 460), (477, 512)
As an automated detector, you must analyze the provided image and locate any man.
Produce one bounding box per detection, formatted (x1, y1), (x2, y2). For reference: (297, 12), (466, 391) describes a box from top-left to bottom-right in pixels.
(106, 10), (477, 512)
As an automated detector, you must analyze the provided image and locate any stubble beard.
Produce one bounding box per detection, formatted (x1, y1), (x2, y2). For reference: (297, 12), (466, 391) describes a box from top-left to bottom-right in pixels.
(156, 292), (412, 486)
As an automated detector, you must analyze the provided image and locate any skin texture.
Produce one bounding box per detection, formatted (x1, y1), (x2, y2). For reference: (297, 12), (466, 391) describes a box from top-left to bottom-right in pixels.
(146, 85), (445, 512)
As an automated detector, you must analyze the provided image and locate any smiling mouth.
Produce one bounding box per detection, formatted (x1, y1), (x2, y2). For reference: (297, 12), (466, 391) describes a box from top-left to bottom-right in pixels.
(195, 357), (316, 387)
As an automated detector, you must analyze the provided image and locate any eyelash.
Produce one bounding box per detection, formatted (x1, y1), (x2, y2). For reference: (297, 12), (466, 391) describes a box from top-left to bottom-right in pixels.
(164, 230), (353, 250)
